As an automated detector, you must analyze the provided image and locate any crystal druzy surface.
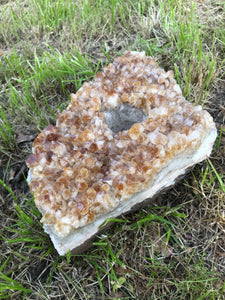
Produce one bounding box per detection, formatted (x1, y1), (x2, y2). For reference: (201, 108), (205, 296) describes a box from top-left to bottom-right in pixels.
(26, 51), (217, 239)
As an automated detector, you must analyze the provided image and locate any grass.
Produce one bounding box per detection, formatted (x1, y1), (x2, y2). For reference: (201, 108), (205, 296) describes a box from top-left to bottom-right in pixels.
(0, 0), (225, 298)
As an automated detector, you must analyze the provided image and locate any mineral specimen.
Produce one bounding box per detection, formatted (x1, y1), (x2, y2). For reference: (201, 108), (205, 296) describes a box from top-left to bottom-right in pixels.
(26, 51), (217, 255)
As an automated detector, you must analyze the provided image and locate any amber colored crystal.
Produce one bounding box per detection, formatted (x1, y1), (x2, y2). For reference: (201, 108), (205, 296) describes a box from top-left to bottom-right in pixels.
(26, 51), (216, 238)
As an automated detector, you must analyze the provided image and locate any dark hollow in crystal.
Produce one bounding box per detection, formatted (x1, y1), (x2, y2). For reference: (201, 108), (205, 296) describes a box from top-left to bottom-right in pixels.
(104, 103), (146, 133)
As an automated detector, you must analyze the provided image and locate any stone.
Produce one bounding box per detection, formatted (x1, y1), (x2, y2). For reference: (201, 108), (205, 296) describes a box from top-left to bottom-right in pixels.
(104, 103), (146, 133)
(26, 51), (217, 255)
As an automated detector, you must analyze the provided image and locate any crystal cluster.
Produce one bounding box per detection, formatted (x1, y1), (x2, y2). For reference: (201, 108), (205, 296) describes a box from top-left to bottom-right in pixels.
(26, 51), (217, 244)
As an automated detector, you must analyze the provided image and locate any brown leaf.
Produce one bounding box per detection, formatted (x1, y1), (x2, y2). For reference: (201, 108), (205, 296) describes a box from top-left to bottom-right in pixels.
(153, 239), (174, 258)
(15, 130), (36, 144)
(114, 266), (132, 275)
(216, 251), (225, 258)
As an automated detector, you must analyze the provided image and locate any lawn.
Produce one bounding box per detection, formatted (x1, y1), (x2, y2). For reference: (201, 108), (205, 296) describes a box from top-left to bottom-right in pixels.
(0, 0), (225, 298)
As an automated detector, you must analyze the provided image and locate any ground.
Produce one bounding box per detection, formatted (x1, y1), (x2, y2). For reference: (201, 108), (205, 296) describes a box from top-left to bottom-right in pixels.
(0, 0), (225, 299)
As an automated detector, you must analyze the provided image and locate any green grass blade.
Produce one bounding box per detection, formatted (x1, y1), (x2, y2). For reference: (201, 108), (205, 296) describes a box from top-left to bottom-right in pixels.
(207, 159), (225, 192)
(0, 180), (17, 202)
